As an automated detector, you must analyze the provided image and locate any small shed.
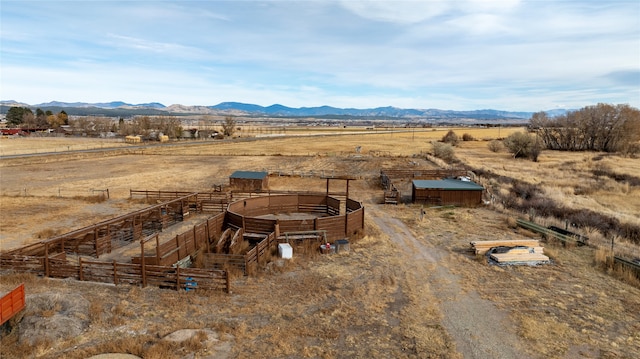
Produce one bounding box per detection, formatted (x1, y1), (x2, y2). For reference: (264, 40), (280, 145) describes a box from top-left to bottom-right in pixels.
(412, 178), (484, 206)
(229, 171), (269, 191)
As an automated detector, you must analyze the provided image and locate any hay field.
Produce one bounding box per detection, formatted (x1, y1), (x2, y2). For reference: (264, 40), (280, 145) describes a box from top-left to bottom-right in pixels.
(0, 136), (128, 156)
(148, 127), (523, 157)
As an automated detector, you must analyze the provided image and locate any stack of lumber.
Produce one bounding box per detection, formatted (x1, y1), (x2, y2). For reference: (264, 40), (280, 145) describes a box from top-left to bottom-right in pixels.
(470, 239), (541, 255)
(489, 247), (550, 265)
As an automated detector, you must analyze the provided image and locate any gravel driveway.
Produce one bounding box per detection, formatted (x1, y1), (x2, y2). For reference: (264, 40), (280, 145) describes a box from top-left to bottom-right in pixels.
(368, 205), (531, 359)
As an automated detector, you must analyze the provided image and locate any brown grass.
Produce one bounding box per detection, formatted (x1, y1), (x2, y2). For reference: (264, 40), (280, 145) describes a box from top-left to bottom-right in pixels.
(1, 131), (639, 358)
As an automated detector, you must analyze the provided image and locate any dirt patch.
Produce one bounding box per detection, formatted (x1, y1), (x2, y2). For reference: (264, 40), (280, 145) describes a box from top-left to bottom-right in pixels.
(368, 206), (529, 359)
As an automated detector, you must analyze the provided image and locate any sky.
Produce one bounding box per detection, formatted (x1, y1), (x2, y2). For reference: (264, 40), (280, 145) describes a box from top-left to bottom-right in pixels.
(1, 0), (639, 111)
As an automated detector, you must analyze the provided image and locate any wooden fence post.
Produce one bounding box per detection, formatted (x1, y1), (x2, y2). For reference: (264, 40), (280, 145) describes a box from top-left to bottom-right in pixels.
(225, 271), (230, 293)
(44, 243), (50, 277)
(176, 266), (181, 290)
(256, 242), (261, 266)
(140, 240), (146, 288)
(194, 226), (198, 251)
(155, 234), (160, 265)
(94, 227), (99, 258)
(113, 260), (118, 285)
(205, 221), (211, 254)
(79, 257), (84, 281)
(344, 212), (349, 237)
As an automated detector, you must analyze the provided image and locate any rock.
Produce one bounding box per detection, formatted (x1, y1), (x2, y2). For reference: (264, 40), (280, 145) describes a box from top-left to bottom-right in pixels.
(162, 328), (234, 359)
(18, 293), (90, 345)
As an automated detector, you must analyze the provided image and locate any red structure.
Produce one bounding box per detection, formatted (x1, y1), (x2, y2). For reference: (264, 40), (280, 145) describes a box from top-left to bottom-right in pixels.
(1, 283), (25, 325)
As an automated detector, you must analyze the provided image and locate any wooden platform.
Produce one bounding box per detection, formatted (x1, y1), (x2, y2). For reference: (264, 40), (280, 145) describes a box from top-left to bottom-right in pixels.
(470, 239), (541, 255)
(488, 247), (550, 265)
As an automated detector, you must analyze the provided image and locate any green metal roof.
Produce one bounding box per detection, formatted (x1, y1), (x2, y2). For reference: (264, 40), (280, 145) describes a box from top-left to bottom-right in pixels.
(413, 179), (484, 191)
(230, 171), (268, 179)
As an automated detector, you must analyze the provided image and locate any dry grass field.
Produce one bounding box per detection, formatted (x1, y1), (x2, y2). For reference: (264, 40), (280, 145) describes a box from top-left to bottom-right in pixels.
(1, 128), (639, 358)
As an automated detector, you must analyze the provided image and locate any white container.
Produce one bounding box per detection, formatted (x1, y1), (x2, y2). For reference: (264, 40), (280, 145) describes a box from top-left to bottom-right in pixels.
(278, 243), (293, 259)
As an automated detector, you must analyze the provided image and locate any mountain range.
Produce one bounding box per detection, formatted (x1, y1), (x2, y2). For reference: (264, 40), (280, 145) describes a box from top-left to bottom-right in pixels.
(0, 100), (570, 121)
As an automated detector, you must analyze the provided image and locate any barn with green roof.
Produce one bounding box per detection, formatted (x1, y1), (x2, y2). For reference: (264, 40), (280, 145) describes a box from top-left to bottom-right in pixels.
(229, 171), (269, 191)
(412, 178), (484, 206)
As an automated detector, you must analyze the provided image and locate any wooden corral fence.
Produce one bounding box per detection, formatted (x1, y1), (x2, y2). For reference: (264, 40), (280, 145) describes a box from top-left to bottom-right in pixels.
(1, 283), (26, 325)
(43, 257), (229, 292)
(130, 190), (230, 213)
(225, 194), (364, 242)
(0, 215), (229, 292)
(1, 242), (230, 293)
(130, 212), (224, 267)
(4, 194), (200, 260)
(381, 168), (469, 183)
(2, 192), (364, 289)
(202, 231), (279, 274)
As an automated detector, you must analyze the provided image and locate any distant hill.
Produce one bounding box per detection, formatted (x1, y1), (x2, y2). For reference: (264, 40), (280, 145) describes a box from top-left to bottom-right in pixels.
(0, 100), (572, 122)
(33, 101), (167, 109)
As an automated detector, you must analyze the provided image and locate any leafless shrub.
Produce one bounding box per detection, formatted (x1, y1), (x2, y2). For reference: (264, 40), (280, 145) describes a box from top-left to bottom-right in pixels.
(505, 217), (518, 229)
(511, 182), (542, 200)
(503, 131), (541, 161)
(462, 133), (475, 141)
(592, 167), (640, 186)
(431, 141), (456, 163)
(89, 300), (103, 324)
(441, 130), (459, 146)
(622, 143), (640, 158)
(487, 140), (503, 152)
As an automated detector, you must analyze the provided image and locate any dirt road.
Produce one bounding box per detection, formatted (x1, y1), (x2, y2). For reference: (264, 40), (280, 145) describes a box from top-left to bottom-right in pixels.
(367, 205), (530, 359)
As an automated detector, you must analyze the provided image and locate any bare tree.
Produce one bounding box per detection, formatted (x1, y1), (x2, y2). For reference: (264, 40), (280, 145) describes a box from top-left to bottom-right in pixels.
(222, 116), (236, 137)
(530, 104), (640, 152)
(504, 131), (539, 160)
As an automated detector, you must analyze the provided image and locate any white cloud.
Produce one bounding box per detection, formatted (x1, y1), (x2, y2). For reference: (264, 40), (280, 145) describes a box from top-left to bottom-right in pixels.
(0, 0), (638, 111)
(339, 0), (452, 24)
(446, 13), (513, 35)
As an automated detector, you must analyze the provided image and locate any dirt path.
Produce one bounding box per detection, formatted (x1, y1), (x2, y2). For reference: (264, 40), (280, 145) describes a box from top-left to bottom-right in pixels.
(367, 205), (531, 359)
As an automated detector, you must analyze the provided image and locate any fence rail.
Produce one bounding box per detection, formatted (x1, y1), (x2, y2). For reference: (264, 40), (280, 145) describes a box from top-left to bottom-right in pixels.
(614, 256), (640, 278)
(380, 169), (468, 180)
(516, 219), (587, 245)
(0, 255), (229, 292)
(6, 194), (200, 259)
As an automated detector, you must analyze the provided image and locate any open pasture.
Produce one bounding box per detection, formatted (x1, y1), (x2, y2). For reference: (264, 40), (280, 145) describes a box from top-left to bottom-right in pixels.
(1, 127), (639, 358)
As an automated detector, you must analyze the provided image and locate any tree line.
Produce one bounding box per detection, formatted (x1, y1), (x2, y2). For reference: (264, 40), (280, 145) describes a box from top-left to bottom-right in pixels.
(3, 106), (242, 140)
(5, 106), (69, 129)
(530, 103), (640, 154)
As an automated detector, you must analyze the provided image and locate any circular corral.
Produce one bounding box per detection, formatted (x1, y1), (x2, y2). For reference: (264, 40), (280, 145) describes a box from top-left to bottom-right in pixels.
(226, 194), (364, 241)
